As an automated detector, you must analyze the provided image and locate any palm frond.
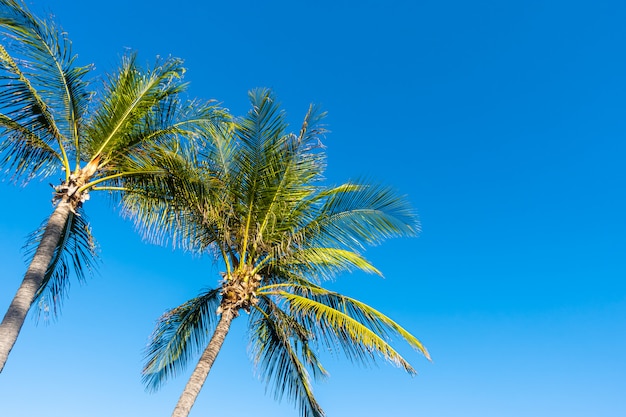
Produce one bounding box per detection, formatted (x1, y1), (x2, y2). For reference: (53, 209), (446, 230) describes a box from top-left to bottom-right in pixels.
(255, 104), (327, 245)
(0, 0), (92, 179)
(274, 247), (382, 281)
(0, 113), (60, 180)
(250, 296), (326, 417)
(118, 137), (223, 251)
(85, 53), (187, 162)
(106, 99), (227, 180)
(237, 88), (288, 158)
(285, 282), (429, 360)
(265, 289), (427, 373)
(196, 119), (237, 183)
(142, 288), (222, 391)
(23, 206), (99, 321)
(300, 182), (420, 251)
(234, 89), (289, 215)
(108, 98), (227, 169)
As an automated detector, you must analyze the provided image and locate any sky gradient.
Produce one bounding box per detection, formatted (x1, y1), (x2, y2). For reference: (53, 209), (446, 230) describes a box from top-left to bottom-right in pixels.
(0, 1), (625, 416)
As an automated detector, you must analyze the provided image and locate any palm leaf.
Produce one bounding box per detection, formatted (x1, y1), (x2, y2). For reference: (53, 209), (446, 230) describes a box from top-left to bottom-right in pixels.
(104, 97), (225, 170)
(106, 99), (226, 183)
(84, 53), (187, 163)
(250, 295), (326, 417)
(23, 206), (99, 321)
(255, 104), (327, 245)
(265, 289), (427, 373)
(274, 247), (382, 281)
(300, 182), (420, 251)
(285, 282), (429, 360)
(0, 113), (61, 180)
(142, 288), (222, 391)
(119, 137), (224, 251)
(0, 0), (92, 179)
(233, 89), (289, 229)
(196, 119), (237, 183)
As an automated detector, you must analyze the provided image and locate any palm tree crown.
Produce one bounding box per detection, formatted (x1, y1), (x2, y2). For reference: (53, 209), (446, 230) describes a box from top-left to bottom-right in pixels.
(139, 89), (430, 417)
(0, 0), (223, 371)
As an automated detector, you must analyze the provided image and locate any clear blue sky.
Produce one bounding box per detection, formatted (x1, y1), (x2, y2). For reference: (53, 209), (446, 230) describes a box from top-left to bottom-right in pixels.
(1, 0), (625, 416)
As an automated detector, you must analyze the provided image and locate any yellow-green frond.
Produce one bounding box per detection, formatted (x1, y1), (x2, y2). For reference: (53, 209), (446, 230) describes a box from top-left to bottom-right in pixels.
(271, 291), (420, 373)
(279, 247), (382, 280)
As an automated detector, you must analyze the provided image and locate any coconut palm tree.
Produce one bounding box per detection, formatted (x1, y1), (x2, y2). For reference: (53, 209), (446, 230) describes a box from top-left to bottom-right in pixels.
(0, 0), (223, 372)
(139, 89), (430, 417)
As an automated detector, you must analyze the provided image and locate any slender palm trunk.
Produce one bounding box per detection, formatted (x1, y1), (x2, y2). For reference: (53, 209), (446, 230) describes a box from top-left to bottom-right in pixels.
(171, 309), (236, 417)
(0, 199), (73, 372)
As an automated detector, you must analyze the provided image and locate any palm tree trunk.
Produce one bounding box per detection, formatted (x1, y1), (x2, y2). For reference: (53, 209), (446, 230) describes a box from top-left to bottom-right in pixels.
(0, 199), (73, 372)
(171, 309), (236, 417)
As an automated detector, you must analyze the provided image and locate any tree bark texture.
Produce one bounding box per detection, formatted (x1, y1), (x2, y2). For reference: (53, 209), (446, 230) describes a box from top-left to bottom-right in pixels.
(0, 199), (73, 372)
(171, 309), (236, 417)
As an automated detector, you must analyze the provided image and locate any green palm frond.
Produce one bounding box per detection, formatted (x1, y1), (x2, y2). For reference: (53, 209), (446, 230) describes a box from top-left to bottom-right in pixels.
(282, 282), (429, 360)
(0, 113), (61, 180)
(84, 53), (187, 163)
(23, 207), (99, 321)
(255, 104), (326, 244)
(250, 296), (326, 417)
(0, 0), (92, 180)
(78, 61), (229, 252)
(86, 88), (228, 248)
(237, 88), (288, 162)
(299, 182), (420, 251)
(196, 119), (237, 183)
(108, 99), (227, 178)
(234, 89), (289, 217)
(263, 288), (427, 373)
(142, 288), (222, 391)
(120, 140), (218, 249)
(274, 247), (382, 281)
(106, 97), (226, 171)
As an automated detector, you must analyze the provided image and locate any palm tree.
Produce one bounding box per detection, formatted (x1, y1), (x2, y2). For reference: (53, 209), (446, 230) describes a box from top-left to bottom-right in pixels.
(0, 0), (223, 372)
(139, 89), (430, 417)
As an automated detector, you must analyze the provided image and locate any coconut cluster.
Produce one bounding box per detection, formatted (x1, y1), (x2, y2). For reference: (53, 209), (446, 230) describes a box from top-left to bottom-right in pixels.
(217, 264), (262, 316)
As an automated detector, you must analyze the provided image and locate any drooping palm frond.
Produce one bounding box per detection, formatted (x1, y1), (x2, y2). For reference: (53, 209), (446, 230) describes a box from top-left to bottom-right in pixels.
(23, 206), (99, 321)
(0, 113), (61, 180)
(120, 140), (220, 250)
(260, 285), (429, 373)
(142, 288), (222, 391)
(0, 0), (92, 181)
(249, 295), (327, 417)
(278, 281), (428, 360)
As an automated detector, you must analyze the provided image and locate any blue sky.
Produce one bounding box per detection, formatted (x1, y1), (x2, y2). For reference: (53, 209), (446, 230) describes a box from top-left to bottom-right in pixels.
(1, 0), (625, 416)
